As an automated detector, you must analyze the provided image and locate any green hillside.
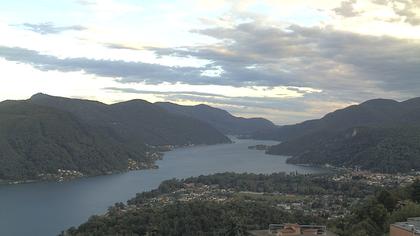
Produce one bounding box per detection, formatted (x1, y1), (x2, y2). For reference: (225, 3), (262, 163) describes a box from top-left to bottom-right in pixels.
(263, 98), (420, 173)
(0, 100), (148, 181)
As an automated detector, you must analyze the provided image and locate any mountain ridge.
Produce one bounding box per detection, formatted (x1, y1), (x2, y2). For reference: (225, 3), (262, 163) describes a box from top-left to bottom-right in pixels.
(156, 101), (277, 135)
(30, 93), (231, 146)
(262, 97), (420, 173)
(0, 94), (234, 181)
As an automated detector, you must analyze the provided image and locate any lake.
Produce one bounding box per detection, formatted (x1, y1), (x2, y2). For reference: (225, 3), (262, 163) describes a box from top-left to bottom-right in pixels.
(0, 138), (323, 236)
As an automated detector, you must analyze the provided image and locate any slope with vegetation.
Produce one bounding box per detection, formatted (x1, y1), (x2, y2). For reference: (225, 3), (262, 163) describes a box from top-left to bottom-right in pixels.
(0, 100), (149, 181)
(330, 180), (420, 236)
(31, 93), (231, 146)
(0, 94), (231, 182)
(257, 98), (420, 172)
(61, 173), (331, 236)
(61, 172), (420, 236)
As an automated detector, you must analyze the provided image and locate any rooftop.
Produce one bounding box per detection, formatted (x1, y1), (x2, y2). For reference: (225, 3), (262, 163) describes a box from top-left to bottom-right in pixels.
(249, 224), (337, 236)
(392, 217), (420, 234)
(249, 230), (337, 236)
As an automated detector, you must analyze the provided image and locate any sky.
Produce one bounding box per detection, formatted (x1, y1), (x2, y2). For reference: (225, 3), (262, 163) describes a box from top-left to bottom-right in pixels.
(0, 0), (419, 124)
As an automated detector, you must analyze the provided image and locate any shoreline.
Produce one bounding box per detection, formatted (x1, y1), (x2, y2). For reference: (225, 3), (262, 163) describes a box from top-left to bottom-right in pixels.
(0, 158), (163, 186)
(0, 140), (235, 186)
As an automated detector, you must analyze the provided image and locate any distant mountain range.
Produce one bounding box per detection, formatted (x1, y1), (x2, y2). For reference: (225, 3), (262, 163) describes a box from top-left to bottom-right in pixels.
(256, 98), (420, 172)
(155, 102), (276, 135)
(0, 94), (276, 181)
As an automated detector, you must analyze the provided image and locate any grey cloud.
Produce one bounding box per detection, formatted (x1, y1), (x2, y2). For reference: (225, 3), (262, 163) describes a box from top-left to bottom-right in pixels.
(393, 0), (420, 25)
(2, 20), (419, 103)
(104, 87), (232, 99)
(0, 46), (218, 85)
(333, 0), (361, 17)
(19, 22), (87, 35)
(373, 0), (420, 25)
(2, 20), (420, 102)
(152, 22), (420, 102)
(104, 87), (310, 110)
(103, 43), (141, 50)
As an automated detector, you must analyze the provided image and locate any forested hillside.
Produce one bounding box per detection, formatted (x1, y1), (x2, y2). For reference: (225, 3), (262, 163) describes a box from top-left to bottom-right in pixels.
(31, 94), (230, 146)
(0, 100), (149, 181)
(260, 98), (420, 172)
(62, 172), (420, 236)
(275, 126), (420, 172)
(0, 94), (231, 182)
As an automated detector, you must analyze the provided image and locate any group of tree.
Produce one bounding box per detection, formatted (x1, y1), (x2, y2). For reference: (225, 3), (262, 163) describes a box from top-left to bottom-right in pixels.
(62, 199), (319, 236)
(129, 172), (377, 206)
(61, 172), (387, 235)
(330, 179), (420, 236)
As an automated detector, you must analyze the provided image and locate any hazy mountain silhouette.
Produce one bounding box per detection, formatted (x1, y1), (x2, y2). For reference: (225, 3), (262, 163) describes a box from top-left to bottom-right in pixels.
(156, 102), (276, 135)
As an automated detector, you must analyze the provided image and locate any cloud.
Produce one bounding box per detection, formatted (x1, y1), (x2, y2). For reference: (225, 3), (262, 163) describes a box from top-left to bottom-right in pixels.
(1, 19), (420, 103)
(104, 87), (232, 99)
(392, 0), (420, 25)
(370, 0), (420, 25)
(105, 84), (319, 100)
(103, 43), (142, 50)
(0, 46), (211, 85)
(18, 22), (87, 35)
(1, 19), (419, 103)
(151, 21), (420, 101)
(333, 0), (361, 17)
(1, 19), (419, 124)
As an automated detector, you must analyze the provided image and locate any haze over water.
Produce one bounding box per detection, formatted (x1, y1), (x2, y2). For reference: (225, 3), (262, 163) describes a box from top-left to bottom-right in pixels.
(0, 138), (323, 236)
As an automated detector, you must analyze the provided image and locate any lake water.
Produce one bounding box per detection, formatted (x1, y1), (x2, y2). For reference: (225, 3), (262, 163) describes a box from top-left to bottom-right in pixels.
(0, 138), (323, 236)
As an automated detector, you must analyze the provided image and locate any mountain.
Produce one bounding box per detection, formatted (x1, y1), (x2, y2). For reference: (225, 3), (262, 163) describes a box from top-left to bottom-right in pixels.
(30, 93), (231, 146)
(156, 102), (276, 135)
(0, 100), (148, 181)
(0, 94), (230, 181)
(253, 98), (418, 141)
(264, 98), (420, 172)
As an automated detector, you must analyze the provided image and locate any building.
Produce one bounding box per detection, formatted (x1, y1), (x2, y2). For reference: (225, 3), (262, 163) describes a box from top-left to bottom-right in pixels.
(248, 224), (336, 236)
(270, 224), (327, 236)
(278, 224), (300, 236)
(390, 217), (420, 236)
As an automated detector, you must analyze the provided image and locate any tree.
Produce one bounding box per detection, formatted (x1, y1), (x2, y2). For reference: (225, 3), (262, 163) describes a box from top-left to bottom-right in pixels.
(376, 189), (398, 212)
(353, 198), (388, 233)
(350, 219), (382, 236)
(389, 202), (420, 224)
(411, 180), (420, 203)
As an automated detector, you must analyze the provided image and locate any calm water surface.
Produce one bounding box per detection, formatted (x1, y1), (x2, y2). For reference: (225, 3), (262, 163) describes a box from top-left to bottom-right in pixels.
(0, 138), (323, 236)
